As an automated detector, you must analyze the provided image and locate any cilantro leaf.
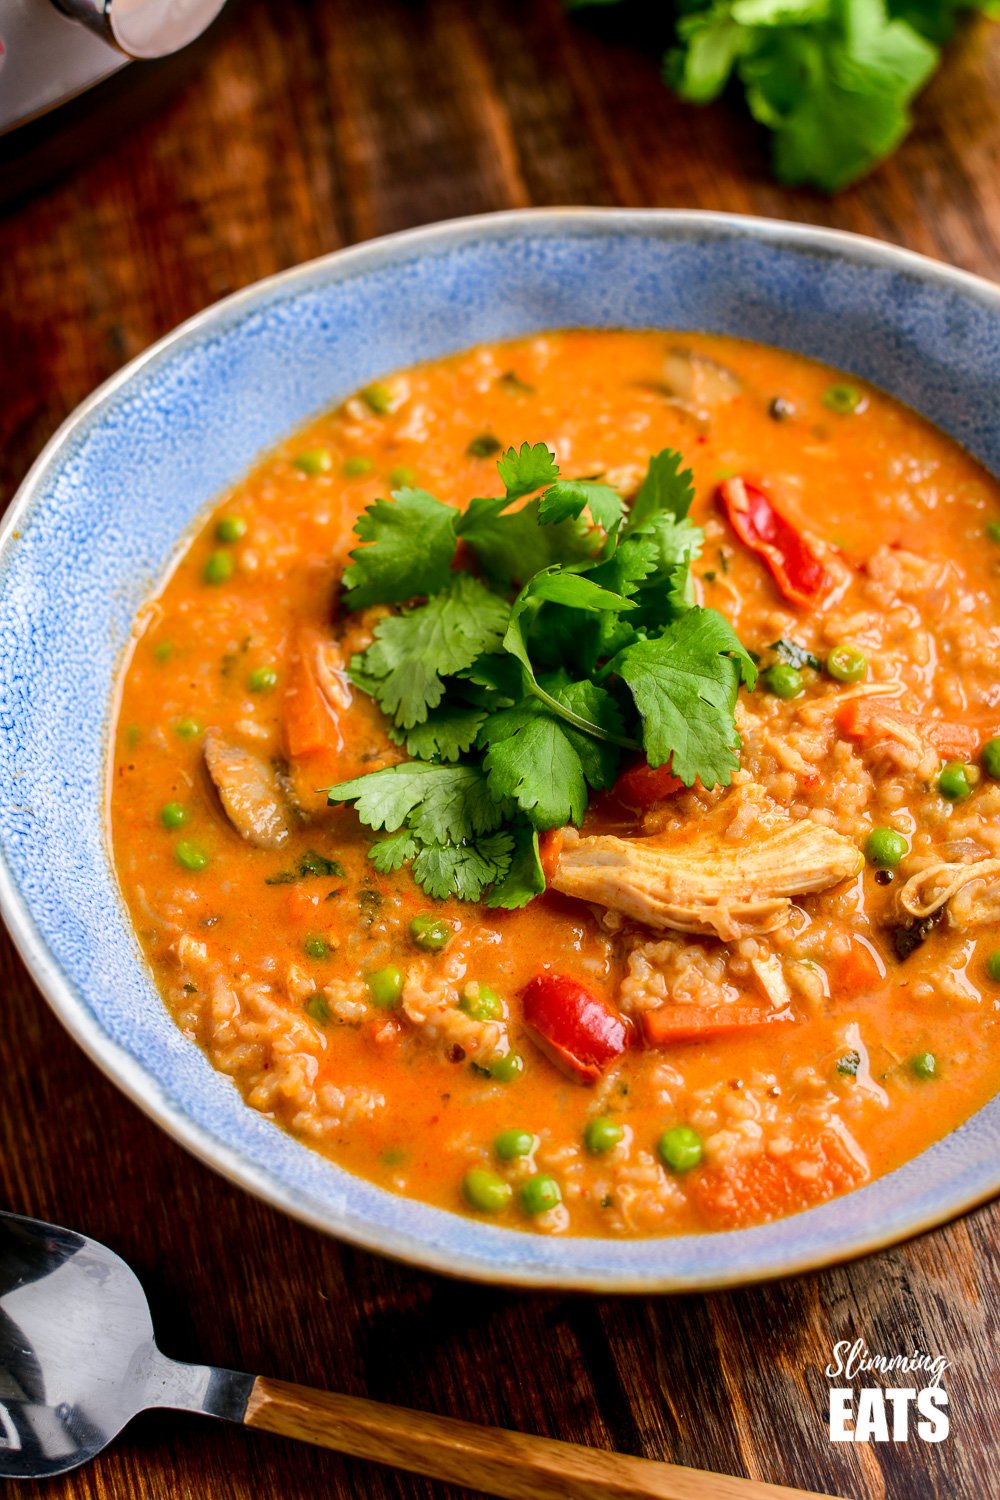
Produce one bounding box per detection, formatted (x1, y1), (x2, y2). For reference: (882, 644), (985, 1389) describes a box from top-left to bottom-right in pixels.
(342, 488), (457, 609)
(369, 830), (418, 873)
(264, 849), (346, 885)
(354, 574), (509, 727)
(549, 679), (625, 792)
(625, 449), (695, 533)
(497, 441), (559, 501)
(609, 607), (758, 787)
(326, 762), (503, 842)
(480, 704), (589, 829)
(412, 832), (514, 901)
(388, 703), (487, 762)
(486, 820), (546, 909)
(537, 477), (625, 536)
(457, 495), (600, 585)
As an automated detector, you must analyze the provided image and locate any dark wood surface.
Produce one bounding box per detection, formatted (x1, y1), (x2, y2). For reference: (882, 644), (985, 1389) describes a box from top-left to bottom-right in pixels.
(2, 3), (999, 1496)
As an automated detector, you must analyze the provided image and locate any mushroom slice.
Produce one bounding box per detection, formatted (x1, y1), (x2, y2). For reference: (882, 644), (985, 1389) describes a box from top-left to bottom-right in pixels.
(661, 347), (742, 418)
(204, 732), (296, 849)
(551, 818), (863, 941)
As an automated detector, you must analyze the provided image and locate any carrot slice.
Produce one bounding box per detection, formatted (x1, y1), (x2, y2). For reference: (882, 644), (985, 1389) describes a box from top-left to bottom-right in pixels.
(283, 629), (343, 759)
(614, 759), (685, 808)
(643, 1004), (794, 1047)
(835, 699), (985, 761)
(538, 828), (565, 885)
(834, 937), (885, 997)
(691, 1129), (868, 1230)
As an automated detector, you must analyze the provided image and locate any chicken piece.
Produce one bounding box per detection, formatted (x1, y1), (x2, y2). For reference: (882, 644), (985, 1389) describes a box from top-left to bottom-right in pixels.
(897, 859), (1000, 927)
(204, 732), (296, 849)
(551, 814), (863, 941)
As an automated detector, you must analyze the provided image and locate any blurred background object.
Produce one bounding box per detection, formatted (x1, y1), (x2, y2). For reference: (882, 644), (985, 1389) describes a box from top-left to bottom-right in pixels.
(0, 0), (232, 203)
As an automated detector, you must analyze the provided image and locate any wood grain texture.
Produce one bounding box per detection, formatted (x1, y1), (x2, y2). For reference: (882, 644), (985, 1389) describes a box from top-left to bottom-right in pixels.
(243, 1376), (847, 1499)
(1, 3), (999, 1498)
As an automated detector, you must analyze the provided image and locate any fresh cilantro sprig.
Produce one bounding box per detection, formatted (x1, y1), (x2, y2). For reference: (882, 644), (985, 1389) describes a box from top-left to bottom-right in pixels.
(566, 0), (999, 193)
(326, 441), (756, 906)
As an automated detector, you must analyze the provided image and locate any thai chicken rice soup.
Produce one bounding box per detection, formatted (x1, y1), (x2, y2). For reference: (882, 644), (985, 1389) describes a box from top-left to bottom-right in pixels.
(110, 332), (1000, 1237)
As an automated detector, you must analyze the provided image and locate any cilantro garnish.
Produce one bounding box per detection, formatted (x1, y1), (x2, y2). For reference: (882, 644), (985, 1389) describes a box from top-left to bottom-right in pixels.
(326, 442), (756, 905)
(567, 0), (997, 193)
(264, 850), (346, 885)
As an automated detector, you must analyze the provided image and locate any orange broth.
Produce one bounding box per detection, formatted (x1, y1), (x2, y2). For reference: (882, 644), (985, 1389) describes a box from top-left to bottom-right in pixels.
(110, 331), (1000, 1237)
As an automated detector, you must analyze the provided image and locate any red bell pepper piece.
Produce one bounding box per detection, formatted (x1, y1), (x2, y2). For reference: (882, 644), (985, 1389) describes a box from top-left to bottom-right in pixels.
(718, 476), (830, 608)
(520, 974), (630, 1084)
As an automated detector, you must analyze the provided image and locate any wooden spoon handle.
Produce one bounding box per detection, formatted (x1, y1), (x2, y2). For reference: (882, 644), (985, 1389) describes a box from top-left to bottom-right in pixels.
(244, 1376), (844, 1500)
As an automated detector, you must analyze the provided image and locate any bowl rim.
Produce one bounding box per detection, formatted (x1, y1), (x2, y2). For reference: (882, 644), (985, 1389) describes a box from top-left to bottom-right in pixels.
(2, 206), (999, 1292)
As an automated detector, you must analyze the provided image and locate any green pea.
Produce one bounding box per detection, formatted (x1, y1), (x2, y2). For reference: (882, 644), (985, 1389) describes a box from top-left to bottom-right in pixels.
(467, 433), (502, 459)
(938, 762), (972, 801)
(304, 993), (330, 1024)
(494, 1128), (535, 1161)
(175, 717), (203, 740)
(864, 826), (908, 868)
(986, 950), (1000, 982)
(175, 840), (209, 872)
(215, 515), (247, 544)
(658, 1125), (703, 1173)
(203, 550), (235, 586)
(519, 1174), (561, 1216)
(986, 519), (1000, 544)
(124, 725), (142, 750)
(763, 663), (803, 700)
(826, 644), (867, 684)
(293, 447), (333, 475)
(366, 964), (404, 1009)
(981, 737), (1000, 780)
(489, 1051), (525, 1083)
(342, 455), (374, 478)
(462, 1168), (512, 1214)
(303, 934), (328, 960)
(909, 1051), (937, 1081)
(460, 983), (504, 1021)
(389, 465), (416, 488)
(248, 665), (278, 693)
(160, 801), (188, 830)
(584, 1116), (624, 1155)
(360, 382), (394, 415)
(153, 641), (174, 664)
(408, 914), (453, 952)
(823, 383), (863, 415)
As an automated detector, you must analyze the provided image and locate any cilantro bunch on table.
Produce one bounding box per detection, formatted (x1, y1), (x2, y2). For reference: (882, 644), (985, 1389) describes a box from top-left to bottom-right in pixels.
(569, 0), (998, 192)
(326, 443), (756, 907)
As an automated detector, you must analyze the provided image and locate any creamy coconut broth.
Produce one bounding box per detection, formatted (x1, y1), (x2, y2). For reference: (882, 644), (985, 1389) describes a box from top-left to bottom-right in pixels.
(110, 331), (1000, 1237)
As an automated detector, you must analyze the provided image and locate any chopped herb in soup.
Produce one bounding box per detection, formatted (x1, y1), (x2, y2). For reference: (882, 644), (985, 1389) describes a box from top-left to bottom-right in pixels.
(110, 331), (1000, 1237)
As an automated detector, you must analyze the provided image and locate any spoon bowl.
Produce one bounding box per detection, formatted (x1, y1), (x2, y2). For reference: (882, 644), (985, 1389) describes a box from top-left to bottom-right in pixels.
(0, 1212), (250, 1478)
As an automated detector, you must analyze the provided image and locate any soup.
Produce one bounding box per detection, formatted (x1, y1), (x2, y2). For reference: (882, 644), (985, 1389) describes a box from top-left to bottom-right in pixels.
(110, 331), (1000, 1237)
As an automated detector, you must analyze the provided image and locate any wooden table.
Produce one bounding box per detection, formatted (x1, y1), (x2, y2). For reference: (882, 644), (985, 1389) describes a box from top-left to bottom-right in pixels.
(2, 4), (999, 1496)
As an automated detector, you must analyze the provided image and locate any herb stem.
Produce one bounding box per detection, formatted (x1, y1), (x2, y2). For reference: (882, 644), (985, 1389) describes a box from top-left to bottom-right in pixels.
(525, 678), (641, 751)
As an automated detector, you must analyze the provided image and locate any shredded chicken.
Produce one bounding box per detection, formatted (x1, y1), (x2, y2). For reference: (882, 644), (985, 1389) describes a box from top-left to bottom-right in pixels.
(204, 732), (296, 849)
(313, 637), (352, 711)
(552, 805), (863, 941)
(898, 859), (1000, 926)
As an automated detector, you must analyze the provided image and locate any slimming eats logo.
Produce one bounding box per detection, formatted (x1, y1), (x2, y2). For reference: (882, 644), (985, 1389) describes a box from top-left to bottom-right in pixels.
(826, 1339), (950, 1444)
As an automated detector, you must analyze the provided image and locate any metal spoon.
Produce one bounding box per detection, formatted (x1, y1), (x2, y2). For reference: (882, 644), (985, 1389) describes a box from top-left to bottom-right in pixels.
(0, 1210), (842, 1499)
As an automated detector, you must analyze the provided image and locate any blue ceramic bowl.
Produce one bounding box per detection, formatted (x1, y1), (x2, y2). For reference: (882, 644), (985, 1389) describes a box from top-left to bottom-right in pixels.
(2, 210), (998, 1291)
